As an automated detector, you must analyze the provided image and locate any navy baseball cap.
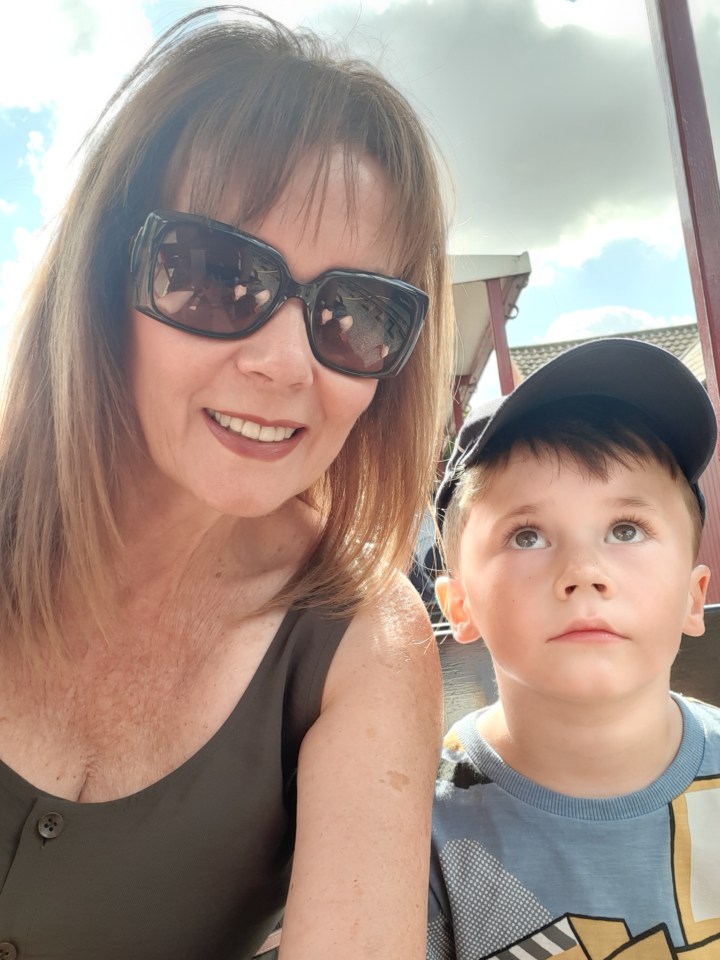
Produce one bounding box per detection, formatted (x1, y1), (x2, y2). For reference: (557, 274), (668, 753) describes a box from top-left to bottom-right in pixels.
(436, 338), (718, 528)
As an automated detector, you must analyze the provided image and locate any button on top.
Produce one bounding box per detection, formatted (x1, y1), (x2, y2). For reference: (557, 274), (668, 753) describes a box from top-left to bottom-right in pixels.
(0, 941), (18, 959)
(37, 811), (64, 839)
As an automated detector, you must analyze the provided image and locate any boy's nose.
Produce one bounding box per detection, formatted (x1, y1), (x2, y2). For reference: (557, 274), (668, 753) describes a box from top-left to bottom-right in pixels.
(553, 550), (615, 600)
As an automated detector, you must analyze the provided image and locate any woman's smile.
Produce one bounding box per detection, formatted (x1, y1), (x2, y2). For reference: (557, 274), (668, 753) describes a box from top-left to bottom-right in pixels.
(206, 409), (299, 442)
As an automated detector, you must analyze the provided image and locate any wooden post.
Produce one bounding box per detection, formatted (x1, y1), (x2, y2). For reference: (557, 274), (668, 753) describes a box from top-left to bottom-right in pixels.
(487, 278), (514, 395)
(645, 0), (720, 416)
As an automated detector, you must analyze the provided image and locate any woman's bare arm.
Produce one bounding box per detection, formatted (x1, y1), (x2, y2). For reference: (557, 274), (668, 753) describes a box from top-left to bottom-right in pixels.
(279, 576), (443, 959)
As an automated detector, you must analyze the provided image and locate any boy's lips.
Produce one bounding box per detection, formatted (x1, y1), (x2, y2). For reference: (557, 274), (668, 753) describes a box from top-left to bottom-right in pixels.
(548, 619), (627, 643)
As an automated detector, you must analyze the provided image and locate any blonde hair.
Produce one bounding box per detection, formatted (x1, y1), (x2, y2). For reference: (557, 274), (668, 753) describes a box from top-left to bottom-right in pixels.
(0, 6), (454, 657)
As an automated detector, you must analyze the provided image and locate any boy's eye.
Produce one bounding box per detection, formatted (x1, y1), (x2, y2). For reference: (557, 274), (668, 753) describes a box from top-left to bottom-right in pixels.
(510, 528), (547, 550)
(607, 522), (646, 544)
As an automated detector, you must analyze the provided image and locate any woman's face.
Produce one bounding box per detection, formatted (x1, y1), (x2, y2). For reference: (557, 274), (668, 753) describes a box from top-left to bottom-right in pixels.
(128, 148), (394, 520)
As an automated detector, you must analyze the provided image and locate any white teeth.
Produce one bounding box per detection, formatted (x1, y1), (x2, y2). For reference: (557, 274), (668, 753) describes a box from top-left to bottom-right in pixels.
(258, 424), (279, 442)
(239, 418), (260, 439)
(208, 409), (295, 442)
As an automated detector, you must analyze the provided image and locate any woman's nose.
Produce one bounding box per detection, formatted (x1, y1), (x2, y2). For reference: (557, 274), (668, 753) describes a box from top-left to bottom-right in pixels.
(232, 299), (315, 387)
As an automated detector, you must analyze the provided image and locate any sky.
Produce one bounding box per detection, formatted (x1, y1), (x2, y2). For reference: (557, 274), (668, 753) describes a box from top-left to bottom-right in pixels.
(1, 0), (719, 404)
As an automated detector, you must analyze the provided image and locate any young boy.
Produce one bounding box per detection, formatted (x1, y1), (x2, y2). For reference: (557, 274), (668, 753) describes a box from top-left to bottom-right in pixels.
(428, 338), (720, 960)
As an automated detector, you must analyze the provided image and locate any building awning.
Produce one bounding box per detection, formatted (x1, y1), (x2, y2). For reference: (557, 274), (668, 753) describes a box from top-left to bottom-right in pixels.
(449, 252), (531, 417)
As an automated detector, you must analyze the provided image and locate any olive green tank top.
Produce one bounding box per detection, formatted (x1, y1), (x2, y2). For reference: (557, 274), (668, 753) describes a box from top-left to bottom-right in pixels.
(0, 607), (350, 959)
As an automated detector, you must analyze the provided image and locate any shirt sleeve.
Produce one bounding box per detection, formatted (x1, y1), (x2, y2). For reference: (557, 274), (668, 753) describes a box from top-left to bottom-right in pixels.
(427, 828), (456, 960)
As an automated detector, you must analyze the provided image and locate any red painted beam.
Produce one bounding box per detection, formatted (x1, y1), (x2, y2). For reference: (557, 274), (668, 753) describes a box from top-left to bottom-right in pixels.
(487, 277), (515, 396)
(646, 0), (720, 419)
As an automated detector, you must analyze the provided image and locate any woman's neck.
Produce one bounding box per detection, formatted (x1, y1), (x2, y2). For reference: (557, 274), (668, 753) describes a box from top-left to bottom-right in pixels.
(47, 464), (321, 664)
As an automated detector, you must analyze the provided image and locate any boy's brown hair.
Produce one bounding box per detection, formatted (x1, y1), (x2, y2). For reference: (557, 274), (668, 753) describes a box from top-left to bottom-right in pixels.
(436, 340), (717, 582)
(441, 396), (704, 574)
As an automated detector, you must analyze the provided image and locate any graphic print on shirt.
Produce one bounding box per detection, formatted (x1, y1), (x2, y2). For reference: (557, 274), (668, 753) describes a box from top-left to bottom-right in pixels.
(477, 914), (720, 959)
(469, 776), (720, 960)
(428, 699), (720, 960)
(670, 775), (720, 947)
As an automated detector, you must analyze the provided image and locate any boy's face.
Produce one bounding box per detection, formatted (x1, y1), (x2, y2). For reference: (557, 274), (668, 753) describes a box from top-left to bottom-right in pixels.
(438, 448), (709, 706)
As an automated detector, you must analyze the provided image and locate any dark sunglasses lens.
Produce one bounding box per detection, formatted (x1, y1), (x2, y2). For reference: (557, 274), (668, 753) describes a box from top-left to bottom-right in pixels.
(312, 276), (419, 374)
(151, 224), (282, 335)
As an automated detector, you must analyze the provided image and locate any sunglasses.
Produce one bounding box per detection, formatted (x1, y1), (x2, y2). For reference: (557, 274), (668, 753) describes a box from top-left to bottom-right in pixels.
(129, 210), (428, 379)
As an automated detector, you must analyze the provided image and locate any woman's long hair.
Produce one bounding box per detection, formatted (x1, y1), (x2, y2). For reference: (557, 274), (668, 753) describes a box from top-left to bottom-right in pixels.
(0, 5), (455, 657)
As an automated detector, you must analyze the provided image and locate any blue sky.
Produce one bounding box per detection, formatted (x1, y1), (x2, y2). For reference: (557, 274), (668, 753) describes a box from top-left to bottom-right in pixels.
(1, 0), (718, 402)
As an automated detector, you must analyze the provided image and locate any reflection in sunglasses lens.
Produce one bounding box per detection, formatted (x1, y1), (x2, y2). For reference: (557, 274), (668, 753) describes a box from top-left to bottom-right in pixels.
(314, 279), (397, 374)
(139, 215), (423, 376)
(153, 228), (280, 335)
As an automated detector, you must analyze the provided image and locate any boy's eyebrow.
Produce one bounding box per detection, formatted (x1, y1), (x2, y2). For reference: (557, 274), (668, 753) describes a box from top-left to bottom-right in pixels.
(608, 496), (660, 512)
(493, 496), (660, 528)
(493, 504), (543, 525)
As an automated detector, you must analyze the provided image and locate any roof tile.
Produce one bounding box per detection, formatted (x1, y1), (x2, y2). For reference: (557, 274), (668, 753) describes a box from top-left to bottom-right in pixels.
(511, 323), (699, 379)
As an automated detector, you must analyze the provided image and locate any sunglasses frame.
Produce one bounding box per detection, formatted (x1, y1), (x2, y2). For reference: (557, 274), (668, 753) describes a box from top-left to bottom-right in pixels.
(129, 210), (428, 379)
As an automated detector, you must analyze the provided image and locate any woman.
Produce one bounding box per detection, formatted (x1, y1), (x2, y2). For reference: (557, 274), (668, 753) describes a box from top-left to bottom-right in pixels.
(0, 7), (454, 959)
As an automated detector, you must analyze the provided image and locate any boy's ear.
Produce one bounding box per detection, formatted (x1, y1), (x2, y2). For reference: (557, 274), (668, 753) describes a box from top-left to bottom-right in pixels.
(683, 564), (710, 637)
(435, 575), (481, 645)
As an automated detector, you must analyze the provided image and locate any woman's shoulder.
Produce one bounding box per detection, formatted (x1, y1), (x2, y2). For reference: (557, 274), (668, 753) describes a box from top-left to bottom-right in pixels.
(322, 572), (441, 714)
(344, 568), (434, 646)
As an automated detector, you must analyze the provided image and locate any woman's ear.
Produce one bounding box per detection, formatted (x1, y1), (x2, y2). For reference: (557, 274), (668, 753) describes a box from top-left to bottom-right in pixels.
(683, 564), (710, 637)
(435, 575), (481, 645)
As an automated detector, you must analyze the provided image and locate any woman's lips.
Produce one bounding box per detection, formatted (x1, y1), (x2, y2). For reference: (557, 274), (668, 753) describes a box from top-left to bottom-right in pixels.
(204, 408), (305, 460)
(206, 408), (303, 439)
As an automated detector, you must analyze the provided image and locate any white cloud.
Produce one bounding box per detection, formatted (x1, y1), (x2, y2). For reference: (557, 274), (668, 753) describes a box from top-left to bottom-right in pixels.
(0, 0), (155, 230)
(0, 199), (17, 216)
(0, 0), (154, 102)
(2, 0), (720, 377)
(469, 354), (502, 409)
(0, 225), (53, 380)
(536, 0), (720, 40)
(307, 0), (720, 272)
(534, 0), (650, 40)
(0, 0), (155, 377)
(217, 0), (416, 30)
(4, 0), (720, 269)
(528, 204), (685, 287)
(541, 305), (694, 343)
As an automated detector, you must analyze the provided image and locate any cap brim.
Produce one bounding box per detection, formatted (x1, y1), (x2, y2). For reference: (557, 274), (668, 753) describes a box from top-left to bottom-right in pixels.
(482, 338), (716, 483)
(436, 338), (718, 527)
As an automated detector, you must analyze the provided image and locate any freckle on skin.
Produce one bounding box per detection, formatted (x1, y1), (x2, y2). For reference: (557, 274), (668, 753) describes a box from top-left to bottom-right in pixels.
(366, 726), (377, 739)
(386, 769), (410, 791)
